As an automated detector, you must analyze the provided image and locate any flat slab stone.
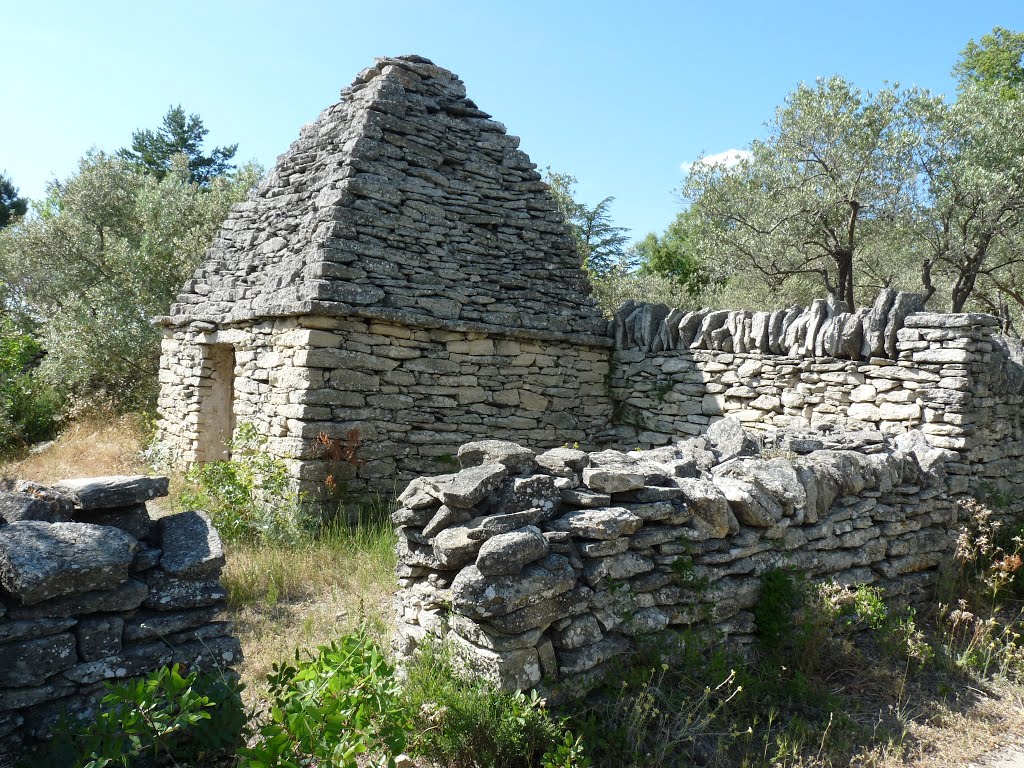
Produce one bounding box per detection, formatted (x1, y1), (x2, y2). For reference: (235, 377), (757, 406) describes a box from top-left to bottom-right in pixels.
(5, 578), (148, 619)
(451, 554), (576, 619)
(143, 573), (227, 611)
(546, 507), (642, 540)
(158, 511), (224, 578)
(0, 633), (77, 687)
(0, 521), (137, 605)
(74, 504), (153, 540)
(54, 475), (169, 510)
(0, 483), (75, 524)
(426, 464), (507, 508)
(458, 440), (536, 474)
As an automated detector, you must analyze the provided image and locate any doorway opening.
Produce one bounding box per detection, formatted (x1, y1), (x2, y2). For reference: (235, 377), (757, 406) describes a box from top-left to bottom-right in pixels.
(196, 344), (236, 463)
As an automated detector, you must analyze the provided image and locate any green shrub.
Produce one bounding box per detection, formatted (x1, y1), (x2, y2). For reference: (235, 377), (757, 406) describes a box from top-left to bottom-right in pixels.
(240, 631), (409, 768)
(0, 318), (61, 455)
(37, 664), (244, 768)
(402, 643), (587, 768)
(178, 422), (304, 544)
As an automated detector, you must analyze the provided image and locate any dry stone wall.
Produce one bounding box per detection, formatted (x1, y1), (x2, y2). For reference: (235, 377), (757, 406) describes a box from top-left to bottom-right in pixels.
(0, 476), (238, 750)
(393, 427), (960, 697)
(609, 290), (1024, 510)
(157, 314), (611, 496)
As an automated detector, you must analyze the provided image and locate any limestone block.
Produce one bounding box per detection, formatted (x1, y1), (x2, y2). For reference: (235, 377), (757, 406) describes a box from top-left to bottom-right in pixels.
(426, 464), (508, 509)
(451, 555), (576, 619)
(0, 522), (137, 605)
(158, 511), (224, 579)
(54, 476), (169, 510)
(546, 507), (642, 540)
(0, 634), (77, 687)
(458, 440), (536, 473)
(476, 526), (549, 576)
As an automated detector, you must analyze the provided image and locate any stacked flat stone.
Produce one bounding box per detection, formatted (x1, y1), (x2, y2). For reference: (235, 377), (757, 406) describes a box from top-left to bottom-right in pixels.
(160, 54), (605, 339)
(609, 302), (1020, 514)
(393, 426), (959, 699)
(153, 54), (613, 497)
(0, 476), (239, 750)
(614, 288), (923, 361)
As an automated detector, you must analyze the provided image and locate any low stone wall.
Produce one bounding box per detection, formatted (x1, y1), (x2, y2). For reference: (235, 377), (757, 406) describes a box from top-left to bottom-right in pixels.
(392, 426), (959, 697)
(0, 476), (239, 750)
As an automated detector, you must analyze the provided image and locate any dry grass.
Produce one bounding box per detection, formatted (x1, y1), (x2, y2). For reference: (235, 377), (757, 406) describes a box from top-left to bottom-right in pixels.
(221, 529), (397, 708)
(0, 410), (151, 483)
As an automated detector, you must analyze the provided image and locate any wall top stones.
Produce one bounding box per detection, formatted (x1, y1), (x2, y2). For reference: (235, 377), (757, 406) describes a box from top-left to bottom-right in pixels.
(160, 54), (607, 342)
(615, 288), (932, 361)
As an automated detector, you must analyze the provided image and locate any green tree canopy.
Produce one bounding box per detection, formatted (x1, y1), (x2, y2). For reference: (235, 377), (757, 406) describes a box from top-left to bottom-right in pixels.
(543, 169), (630, 278)
(0, 173), (28, 229)
(0, 152), (260, 407)
(954, 26), (1024, 98)
(682, 76), (920, 310)
(119, 105), (238, 187)
(912, 82), (1024, 313)
(634, 208), (709, 294)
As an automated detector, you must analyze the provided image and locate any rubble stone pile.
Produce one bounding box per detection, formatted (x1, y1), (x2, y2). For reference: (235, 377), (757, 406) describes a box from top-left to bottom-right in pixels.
(0, 476), (239, 749)
(393, 425), (959, 697)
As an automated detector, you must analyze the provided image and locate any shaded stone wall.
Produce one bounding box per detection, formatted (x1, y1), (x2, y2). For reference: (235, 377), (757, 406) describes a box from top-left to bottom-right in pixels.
(0, 477), (238, 750)
(156, 312), (613, 498)
(392, 427), (958, 697)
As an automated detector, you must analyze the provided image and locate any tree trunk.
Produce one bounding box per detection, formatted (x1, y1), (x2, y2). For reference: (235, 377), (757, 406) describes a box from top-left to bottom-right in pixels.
(834, 249), (855, 310)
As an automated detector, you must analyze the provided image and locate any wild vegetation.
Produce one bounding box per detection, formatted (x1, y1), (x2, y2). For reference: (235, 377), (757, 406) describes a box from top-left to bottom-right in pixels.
(3, 23), (1024, 768)
(5, 424), (1024, 768)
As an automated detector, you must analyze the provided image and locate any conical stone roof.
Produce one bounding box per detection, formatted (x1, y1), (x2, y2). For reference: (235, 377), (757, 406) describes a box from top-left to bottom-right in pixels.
(164, 55), (608, 341)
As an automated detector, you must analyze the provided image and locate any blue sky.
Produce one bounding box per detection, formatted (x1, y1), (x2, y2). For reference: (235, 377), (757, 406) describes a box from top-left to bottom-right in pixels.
(3, 1), (1022, 242)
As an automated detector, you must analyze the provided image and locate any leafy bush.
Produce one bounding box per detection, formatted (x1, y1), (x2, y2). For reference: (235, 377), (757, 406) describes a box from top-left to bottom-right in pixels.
(0, 318), (61, 455)
(178, 422), (304, 544)
(402, 643), (588, 768)
(37, 664), (244, 768)
(241, 631), (409, 768)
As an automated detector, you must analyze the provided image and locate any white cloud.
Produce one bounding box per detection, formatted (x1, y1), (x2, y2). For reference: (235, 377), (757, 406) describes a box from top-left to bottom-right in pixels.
(680, 148), (752, 174)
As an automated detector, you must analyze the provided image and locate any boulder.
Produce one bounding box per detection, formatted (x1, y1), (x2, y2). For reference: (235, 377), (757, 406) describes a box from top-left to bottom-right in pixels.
(0, 522), (137, 605)
(476, 526), (549, 576)
(458, 440), (536, 474)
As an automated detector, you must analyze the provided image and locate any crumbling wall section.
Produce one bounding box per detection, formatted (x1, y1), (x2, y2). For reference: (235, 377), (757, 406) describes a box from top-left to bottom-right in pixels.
(0, 476), (239, 750)
(392, 428), (957, 697)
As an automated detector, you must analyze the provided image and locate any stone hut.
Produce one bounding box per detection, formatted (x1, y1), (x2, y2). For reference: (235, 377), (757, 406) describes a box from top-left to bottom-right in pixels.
(154, 55), (614, 501)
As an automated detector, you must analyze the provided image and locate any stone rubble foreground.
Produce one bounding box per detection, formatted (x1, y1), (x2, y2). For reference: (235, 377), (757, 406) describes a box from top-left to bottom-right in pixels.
(0, 476), (238, 749)
(393, 425), (963, 698)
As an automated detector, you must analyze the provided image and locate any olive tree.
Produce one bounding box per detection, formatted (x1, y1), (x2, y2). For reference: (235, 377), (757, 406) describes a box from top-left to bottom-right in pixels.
(682, 77), (921, 310)
(0, 152), (260, 407)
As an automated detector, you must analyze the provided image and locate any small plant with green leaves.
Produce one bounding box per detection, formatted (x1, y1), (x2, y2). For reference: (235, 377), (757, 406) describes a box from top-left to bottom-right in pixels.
(241, 630), (409, 768)
(0, 318), (61, 457)
(178, 422), (304, 544)
(402, 642), (587, 768)
(38, 664), (244, 768)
